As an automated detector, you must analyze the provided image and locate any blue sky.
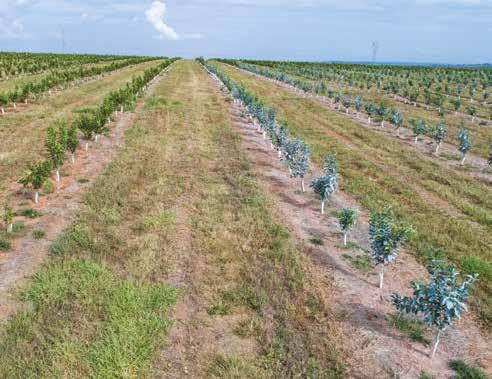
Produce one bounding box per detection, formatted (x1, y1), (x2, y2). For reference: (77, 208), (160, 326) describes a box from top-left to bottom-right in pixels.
(0, 0), (491, 63)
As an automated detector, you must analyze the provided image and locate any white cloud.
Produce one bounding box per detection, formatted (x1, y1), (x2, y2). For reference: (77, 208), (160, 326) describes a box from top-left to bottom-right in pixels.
(145, 1), (179, 40)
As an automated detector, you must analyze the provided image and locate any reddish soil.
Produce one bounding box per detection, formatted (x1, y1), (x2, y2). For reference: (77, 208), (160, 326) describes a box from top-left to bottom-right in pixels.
(208, 72), (492, 378)
(0, 69), (169, 325)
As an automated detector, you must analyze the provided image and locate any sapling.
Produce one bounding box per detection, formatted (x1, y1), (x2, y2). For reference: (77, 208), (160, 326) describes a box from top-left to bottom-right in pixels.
(368, 208), (412, 289)
(410, 118), (427, 143)
(458, 126), (471, 165)
(19, 161), (52, 203)
(488, 141), (492, 167)
(45, 124), (67, 182)
(337, 208), (358, 246)
(452, 98), (461, 115)
(75, 113), (96, 151)
(311, 154), (340, 214)
(432, 119), (446, 154)
(365, 103), (376, 124)
(3, 203), (14, 233)
(284, 139), (310, 192)
(354, 96), (364, 117)
(377, 102), (390, 128)
(66, 125), (79, 163)
(391, 110), (404, 137)
(392, 261), (477, 359)
(466, 105), (477, 123)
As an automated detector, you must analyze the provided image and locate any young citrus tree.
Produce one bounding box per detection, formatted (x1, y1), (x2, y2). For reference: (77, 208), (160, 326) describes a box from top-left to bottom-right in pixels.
(284, 139), (310, 192)
(19, 161), (52, 203)
(410, 118), (427, 143)
(432, 119), (446, 154)
(66, 125), (79, 163)
(311, 154), (340, 214)
(3, 203), (14, 233)
(337, 208), (358, 246)
(377, 103), (390, 128)
(452, 98), (461, 115)
(392, 261), (477, 359)
(45, 124), (67, 182)
(365, 103), (376, 124)
(369, 208), (412, 289)
(458, 126), (471, 165)
(75, 113), (96, 151)
(391, 110), (404, 137)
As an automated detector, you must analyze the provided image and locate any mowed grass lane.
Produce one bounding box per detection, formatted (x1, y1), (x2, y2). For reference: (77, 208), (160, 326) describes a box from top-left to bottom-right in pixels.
(0, 60), (344, 378)
(214, 61), (492, 326)
(0, 59), (164, 205)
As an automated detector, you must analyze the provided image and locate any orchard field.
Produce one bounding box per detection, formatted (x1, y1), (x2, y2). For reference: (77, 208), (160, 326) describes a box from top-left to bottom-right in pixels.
(0, 53), (490, 378)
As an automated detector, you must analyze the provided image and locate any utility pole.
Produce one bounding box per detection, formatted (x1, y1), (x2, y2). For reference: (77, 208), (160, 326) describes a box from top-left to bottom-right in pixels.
(372, 41), (379, 63)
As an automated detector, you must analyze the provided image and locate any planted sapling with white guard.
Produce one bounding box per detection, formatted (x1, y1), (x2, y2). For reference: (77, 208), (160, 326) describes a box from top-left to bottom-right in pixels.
(392, 261), (477, 359)
(19, 161), (52, 204)
(337, 208), (358, 246)
(368, 208), (412, 289)
(432, 119), (446, 154)
(3, 203), (14, 233)
(284, 139), (310, 192)
(458, 126), (471, 165)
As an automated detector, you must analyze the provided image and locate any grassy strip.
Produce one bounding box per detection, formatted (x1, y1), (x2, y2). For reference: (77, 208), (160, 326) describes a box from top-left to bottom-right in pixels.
(213, 60), (492, 326)
(0, 60), (345, 377)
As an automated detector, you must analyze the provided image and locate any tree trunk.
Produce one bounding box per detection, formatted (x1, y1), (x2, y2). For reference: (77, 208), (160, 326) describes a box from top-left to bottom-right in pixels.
(1, 107), (4, 115)
(461, 154), (466, 165)
(415, 136), (419, 143)
(34, 191), (39, 204)
(278, 150), (281, 158)
(435, 143), (441, 155)
(262, 131), (266, 140)
(13, 102), (16, 109)
(343, 233), (347, 246)
(55, 169), (60, 182)
(471, 116), (475, 123)
(321, 200), (325, 215)
(301, 178), (305, 193)
(397, 128), (400, 137)
(381, 121), (384, 128)
(71, 153), (75, 164)
(85, 141), (89, 152)
(7, 223), (13, 233)
(379, 264), (384, 289)
(368, 116), (371, 124)
(430, 330), (442, 359)
(120, 105), (124, 113)
(95, 134), (99, 143)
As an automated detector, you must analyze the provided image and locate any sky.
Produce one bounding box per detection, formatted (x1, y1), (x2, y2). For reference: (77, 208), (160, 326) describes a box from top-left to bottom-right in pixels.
(0, 0), (491, 64)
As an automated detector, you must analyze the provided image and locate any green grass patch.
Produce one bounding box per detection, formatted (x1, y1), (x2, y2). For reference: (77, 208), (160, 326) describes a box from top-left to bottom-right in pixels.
(309, 237), (324, 246)
(145, 95), (167, 109)
(16, 208), (42, 219)
(449, 359), (487, 379)
(32, 230), (46, 239)
(0, 238), (12, 252)
(0, 259), (177, 377)
(342, 254), (373, 272)
(387, 313), (429, 345)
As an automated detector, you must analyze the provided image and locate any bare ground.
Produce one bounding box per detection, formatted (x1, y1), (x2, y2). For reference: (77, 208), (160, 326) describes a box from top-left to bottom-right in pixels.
(208, 72), (492, 378)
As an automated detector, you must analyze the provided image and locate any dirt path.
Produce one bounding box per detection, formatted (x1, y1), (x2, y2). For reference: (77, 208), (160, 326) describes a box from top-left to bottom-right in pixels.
(151, 60), (258, 379)
(0, 65), (172, 325)
(206, 69), (492, 378)
(230, 64), (492, 182)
